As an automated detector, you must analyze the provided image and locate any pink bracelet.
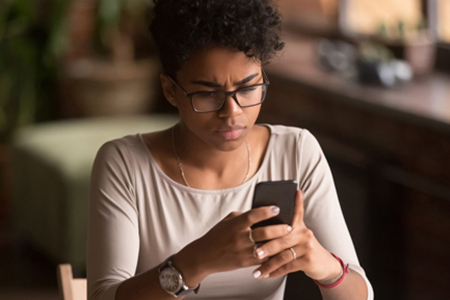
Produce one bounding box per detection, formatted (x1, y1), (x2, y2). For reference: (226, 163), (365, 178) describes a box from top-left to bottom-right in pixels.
(313, 253), (349, 289)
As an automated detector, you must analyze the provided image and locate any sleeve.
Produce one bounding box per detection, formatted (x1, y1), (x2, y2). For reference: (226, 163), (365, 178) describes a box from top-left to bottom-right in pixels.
(86, 140), (139, 300)
(297, 130), (374, 300)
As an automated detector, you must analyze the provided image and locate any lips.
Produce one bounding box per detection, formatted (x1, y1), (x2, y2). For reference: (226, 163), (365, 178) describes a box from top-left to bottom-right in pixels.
(215, 126), (246, 140)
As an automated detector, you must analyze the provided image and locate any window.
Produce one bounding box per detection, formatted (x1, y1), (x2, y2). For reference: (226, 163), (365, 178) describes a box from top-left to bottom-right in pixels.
(276, 0), (338, 31)
(437, 0), (450, 42)
(278, 0), (450, 71)
(342, 0), (423, 38)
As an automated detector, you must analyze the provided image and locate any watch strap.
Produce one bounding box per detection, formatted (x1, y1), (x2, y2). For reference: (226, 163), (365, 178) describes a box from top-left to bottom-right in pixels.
(175, 282), (201, 296)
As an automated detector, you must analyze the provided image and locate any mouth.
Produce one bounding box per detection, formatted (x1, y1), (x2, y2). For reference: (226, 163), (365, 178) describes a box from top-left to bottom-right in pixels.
(214, 126), (246, 140)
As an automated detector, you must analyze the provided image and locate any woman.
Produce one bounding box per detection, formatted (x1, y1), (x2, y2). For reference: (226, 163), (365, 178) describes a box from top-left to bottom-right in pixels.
(86, 0), (373, 299)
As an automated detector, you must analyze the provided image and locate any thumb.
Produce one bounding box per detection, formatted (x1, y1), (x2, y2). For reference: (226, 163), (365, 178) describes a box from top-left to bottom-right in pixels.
(291, 190), (305, 226)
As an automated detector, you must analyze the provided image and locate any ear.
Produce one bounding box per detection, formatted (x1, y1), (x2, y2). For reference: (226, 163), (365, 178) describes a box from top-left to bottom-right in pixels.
(160, 73), (178, 107)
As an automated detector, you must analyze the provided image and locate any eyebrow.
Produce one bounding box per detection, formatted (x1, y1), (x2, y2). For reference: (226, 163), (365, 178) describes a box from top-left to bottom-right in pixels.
(191, 73), (260, 88)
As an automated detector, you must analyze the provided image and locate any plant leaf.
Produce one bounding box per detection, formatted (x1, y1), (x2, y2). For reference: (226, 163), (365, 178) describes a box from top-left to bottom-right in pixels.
(99, 0), (122, 30)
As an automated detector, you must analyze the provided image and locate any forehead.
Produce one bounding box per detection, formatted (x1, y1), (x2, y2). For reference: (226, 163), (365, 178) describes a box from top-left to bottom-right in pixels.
(177, 47), (261, 82)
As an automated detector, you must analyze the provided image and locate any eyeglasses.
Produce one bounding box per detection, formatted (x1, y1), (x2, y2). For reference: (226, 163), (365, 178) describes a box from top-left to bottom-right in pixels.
(167, 69), (270, 113)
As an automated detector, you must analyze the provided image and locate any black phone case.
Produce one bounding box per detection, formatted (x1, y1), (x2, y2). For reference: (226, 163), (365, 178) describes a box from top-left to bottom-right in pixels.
(251, 180), (297, 230)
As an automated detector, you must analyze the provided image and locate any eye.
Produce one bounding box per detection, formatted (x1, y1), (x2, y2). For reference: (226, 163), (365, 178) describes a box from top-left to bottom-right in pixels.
(239, 86), (257, 94)
(196, 91), (219, 99)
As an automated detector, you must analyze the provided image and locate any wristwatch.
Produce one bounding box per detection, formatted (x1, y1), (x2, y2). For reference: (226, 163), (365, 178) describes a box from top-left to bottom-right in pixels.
(158, 255), (201, 297)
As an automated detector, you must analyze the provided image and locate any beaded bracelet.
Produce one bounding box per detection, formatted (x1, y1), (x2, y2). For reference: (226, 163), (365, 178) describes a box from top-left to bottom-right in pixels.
(313, 253), (349, 289)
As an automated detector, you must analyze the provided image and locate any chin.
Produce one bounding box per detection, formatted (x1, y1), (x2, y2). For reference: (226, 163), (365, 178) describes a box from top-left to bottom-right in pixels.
(210, 136), (247, 152)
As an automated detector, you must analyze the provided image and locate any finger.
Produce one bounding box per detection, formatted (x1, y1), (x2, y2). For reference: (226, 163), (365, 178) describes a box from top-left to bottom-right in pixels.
(254, 233), (294, 260)
(252, 247), (299, 279)
(245, 242), (270, 262)
(248, 252), (270, 266)
(251, 224), (292, 242)
(291, 190), (305, 226)
(235, 205), (280, 229)
(255, 228), (313, 259)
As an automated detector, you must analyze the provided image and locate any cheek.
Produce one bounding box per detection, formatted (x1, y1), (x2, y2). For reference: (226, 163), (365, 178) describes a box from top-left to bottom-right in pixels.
(178, 107), (213, 134)
(178, 103), (261, 136)
(247, 106), (261, 124)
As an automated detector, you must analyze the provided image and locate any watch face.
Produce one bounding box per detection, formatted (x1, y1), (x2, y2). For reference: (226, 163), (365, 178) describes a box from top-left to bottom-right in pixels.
(160, 267), (182, 293)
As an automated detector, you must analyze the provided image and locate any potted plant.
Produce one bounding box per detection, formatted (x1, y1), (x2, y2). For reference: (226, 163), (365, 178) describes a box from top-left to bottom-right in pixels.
(0, 0), (70, 141)
(65, 0), (159, 117)
(0, 0), (71, 230)
(376, 19), (436, 77)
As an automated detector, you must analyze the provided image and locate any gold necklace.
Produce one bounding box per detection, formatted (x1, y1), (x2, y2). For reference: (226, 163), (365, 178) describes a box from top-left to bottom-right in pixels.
(171, 127), (251, 188)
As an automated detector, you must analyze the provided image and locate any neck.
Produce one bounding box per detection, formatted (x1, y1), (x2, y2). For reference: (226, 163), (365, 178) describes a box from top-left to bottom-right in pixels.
(172, 124), (251, 188)
(174, 123), (248, 170)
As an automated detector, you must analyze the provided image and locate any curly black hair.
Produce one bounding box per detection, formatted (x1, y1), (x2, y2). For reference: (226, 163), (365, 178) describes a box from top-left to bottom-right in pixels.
(149, 0), (284, 78)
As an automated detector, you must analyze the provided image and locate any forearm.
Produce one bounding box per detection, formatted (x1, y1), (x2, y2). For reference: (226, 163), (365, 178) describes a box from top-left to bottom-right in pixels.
(115, 247), (209, 300)
(115, 265), (179, 300)
(115, 205), (281, 300)
(319, 269), (368, 300)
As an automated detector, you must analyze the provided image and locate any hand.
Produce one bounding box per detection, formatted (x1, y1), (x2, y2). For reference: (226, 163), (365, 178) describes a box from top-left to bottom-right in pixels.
(173, 205), (293, 286)
(251, 190), (342, 283)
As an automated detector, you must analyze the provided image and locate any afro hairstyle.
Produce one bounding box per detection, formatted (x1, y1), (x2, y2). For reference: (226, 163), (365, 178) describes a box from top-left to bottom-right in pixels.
(149, 0), (285, 78)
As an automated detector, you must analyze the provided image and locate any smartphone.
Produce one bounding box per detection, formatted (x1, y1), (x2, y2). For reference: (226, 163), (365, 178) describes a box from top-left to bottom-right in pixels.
(251, 180), (297, 230)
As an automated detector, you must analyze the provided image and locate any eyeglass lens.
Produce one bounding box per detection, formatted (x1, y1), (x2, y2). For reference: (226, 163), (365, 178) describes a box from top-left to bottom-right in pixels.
(192, 85), (267, 112)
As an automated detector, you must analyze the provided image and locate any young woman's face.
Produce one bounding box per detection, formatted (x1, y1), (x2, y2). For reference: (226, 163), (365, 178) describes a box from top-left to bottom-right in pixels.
(163, 47), (264, 152)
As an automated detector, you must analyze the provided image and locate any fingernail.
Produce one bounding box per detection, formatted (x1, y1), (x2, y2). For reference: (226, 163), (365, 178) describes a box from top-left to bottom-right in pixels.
(253, 270), (261, 279)
(256, 248), (264, 258)
(271, 206), (280, 214)
(287, 225), (292, 232)
(262, 274), (270, 279)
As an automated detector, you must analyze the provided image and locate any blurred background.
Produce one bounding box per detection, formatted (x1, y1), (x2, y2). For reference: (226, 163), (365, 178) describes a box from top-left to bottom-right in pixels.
(1, 0), (449, 299)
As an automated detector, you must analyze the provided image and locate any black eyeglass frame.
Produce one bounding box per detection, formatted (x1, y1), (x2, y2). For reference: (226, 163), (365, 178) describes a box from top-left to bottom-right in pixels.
(167, 68), (270, 113)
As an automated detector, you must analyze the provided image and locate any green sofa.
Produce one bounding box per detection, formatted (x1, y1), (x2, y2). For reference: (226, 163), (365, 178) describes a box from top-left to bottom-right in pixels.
(12, 115), (179, 271)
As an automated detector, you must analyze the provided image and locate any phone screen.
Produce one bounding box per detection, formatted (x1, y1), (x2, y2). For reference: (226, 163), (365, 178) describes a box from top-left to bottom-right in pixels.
(251, 180), (297, 230)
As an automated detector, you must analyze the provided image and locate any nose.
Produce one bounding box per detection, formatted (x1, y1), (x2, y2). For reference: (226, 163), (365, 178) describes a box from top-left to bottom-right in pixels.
(217, 93), (242, 118)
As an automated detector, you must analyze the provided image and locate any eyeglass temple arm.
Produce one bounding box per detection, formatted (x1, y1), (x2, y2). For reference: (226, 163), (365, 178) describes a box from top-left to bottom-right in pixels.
(261, 68), (270, 84)
(167, 75), (190, 95)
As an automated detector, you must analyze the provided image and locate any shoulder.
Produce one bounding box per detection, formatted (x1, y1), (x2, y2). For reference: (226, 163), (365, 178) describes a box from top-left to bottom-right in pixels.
(263, 124), (325, 168)
(97, 134), (143, 157)
(263, 124), (318, 147)
(90, 135), (146, 196)
(94, 134), (148, 174)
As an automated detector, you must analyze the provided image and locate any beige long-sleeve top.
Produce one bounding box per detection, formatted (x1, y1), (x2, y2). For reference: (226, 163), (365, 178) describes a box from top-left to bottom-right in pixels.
(87, 124), (374, 300)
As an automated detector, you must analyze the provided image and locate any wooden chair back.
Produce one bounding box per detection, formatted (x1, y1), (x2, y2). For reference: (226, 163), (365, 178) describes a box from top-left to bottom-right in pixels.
(57, 264), (87, 300)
